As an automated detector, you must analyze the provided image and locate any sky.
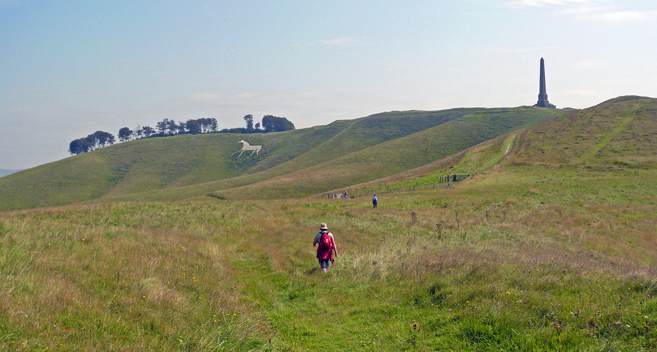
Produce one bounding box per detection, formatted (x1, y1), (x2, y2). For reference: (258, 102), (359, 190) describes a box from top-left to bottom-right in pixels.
(2, 0), (657, 169)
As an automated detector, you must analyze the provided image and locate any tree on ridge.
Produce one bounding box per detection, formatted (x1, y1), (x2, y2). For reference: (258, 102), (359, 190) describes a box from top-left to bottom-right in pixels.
(68, 131), (115, 155)
(244, 114), (254, 133)
(118, 127), (134, 142)
(262, 115), (295, 132)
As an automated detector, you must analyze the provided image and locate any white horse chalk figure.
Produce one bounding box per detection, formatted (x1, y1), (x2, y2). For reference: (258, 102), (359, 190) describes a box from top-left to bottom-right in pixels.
(231, 140), (262, 156)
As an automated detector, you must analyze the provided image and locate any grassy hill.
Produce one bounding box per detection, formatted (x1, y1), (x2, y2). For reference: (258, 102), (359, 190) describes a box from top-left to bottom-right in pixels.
(354, 95), (657, 196)
(208, 107), (554, 200)
(95, 106), (562, 203)
(0, 107), (562, 211)
(340, 131), (521, 196)
(513, 95), (657, 167)
(1, 96), (657, 350)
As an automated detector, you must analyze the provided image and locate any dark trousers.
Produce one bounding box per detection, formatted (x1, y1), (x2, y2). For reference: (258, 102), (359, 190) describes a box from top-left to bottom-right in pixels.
(319, 259), (330, 269)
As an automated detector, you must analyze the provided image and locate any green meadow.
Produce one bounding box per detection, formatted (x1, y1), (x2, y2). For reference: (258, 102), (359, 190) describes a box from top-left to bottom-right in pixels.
(1, 96), (656, 350)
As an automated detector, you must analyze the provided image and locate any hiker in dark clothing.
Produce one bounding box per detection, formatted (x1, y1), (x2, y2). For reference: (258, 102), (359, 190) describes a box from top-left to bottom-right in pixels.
(313, 223), (338, 272)
(372, 194), (378, 208)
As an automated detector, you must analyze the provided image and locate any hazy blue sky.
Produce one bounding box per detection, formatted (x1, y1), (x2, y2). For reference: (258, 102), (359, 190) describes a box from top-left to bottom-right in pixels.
(2, 0), (656, 169)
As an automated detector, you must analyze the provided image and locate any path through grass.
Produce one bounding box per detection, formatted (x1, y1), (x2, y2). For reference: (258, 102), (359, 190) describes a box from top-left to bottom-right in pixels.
(2, 162), (656, 350)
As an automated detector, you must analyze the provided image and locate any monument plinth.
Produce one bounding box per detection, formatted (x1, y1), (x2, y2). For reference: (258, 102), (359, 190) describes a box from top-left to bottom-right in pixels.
(534, 57), (556, 109)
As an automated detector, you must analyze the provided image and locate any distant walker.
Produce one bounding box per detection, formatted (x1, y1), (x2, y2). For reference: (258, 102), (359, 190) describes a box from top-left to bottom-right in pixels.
(232, 140), (262, 156)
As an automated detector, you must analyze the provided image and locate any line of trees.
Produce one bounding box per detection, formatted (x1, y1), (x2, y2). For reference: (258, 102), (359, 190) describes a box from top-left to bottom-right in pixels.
(117, 118), (219, 142)
(68, 131), (116, 155)
(217, 114), (296, 134)
(69, 115), (295, 155)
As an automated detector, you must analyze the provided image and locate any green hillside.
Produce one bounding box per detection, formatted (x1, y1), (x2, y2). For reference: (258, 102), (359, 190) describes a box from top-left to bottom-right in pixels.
(377, 96), (657, 188)
(349, 131), (521, 194)
(93, 106), (560, 203)
(513, 95), (657, 167)
(0, 107), (562, 210)
(209, 106), (558, 200)
(1, 97), (657, 350)
(353, 96), (657, 197)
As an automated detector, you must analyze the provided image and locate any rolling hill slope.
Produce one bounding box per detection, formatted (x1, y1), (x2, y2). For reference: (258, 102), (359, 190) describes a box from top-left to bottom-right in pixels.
(0, 107), (563, 211)
(2, 97), (657, 350)
(513, 96), (657, 168)
(333, 95), (657, 199)
(94, 106), (562, 203)
(208, 106), (558, 200)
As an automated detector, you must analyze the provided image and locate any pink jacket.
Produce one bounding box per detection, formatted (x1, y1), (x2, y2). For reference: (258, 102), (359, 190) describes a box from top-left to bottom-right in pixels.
(315, 231), (335, 263)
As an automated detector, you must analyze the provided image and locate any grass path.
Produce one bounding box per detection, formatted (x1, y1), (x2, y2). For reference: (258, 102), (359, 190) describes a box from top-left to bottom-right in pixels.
(488, 132), (517, 169)
(236, 168), (657, 350)
(579, 111), (637, 162)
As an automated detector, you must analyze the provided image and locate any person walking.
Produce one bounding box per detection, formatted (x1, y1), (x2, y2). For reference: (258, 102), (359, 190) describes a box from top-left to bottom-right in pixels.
(313, 223), (338, 272)
(372, 194), (378, 209)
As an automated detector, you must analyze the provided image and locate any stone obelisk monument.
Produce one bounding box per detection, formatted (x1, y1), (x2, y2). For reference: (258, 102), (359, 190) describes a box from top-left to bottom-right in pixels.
(534, 58), (556, 108)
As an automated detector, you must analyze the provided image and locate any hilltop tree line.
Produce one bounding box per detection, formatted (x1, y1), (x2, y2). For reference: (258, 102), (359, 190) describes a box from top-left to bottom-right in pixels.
(68, 115), (295, 155)
(68, 131), (116, 155)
